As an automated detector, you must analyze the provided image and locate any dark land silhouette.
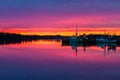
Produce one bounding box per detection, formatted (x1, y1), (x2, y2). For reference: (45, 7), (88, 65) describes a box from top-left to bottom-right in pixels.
(1, 32), (120, 46)
(0, 32), (62, 45)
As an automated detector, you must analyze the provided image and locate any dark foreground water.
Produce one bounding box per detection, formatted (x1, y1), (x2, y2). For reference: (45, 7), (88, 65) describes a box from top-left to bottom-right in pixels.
(0, 40), (120, 80)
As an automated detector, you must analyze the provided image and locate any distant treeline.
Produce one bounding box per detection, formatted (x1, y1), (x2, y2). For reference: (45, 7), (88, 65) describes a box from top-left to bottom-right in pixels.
(0, 32), (62, 45)
(63, 34), (120, 40)
(1, 32), (120, 45)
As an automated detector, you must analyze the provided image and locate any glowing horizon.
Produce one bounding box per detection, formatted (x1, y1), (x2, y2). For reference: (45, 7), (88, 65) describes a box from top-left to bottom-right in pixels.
(0, 0), (120, 36)
(1, 27), (120, 36)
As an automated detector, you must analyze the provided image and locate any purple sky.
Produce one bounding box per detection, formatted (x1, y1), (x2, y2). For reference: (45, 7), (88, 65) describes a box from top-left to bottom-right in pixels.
(0, 0), (120, 30)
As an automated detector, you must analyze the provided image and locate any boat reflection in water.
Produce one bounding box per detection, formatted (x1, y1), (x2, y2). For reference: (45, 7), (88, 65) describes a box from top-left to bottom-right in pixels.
(62, 37), (117, 56)
(62, 27), (117, 56)
(1, 39), (120, 80)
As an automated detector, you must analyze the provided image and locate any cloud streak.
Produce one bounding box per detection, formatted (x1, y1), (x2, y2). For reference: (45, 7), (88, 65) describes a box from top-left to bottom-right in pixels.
(0, 0), (120, 30)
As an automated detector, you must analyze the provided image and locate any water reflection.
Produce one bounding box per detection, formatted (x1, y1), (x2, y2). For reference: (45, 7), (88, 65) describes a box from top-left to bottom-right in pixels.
(61, 40), (117, 57)
(0, 39), (118, 57)
(0, 39), (120, 80)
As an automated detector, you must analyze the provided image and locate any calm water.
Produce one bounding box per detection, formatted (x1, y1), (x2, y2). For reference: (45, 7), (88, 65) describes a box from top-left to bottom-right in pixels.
(0, 40), (120, 80)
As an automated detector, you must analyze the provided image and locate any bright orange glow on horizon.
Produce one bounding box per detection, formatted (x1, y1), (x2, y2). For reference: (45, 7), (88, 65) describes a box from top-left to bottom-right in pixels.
(1, 27), (120, 36)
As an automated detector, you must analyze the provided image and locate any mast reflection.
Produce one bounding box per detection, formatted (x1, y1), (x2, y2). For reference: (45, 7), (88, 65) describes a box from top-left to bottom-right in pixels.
(62, 39), (116, 56)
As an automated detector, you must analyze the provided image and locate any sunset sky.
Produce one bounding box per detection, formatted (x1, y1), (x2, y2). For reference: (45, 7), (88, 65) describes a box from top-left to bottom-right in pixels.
(0, 0), (120, 35)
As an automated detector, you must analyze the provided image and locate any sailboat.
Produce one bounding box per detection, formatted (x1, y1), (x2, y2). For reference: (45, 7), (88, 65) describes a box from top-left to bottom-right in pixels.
(69, 26), (78, 43)
(69, 26), (83, 44)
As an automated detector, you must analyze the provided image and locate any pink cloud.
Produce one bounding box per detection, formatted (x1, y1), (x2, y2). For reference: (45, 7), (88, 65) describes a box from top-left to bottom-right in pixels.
(0, 12), (120, 30)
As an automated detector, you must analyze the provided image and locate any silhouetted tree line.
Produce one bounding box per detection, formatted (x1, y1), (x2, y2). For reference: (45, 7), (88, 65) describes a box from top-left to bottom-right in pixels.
(1, 32), (120, 45)
(0, 33), (38, 45)
(0, 32), (62, 45)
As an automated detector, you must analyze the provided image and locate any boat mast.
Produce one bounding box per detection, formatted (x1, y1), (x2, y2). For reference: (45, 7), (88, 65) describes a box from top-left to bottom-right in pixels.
(76, 26), (78, 37)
